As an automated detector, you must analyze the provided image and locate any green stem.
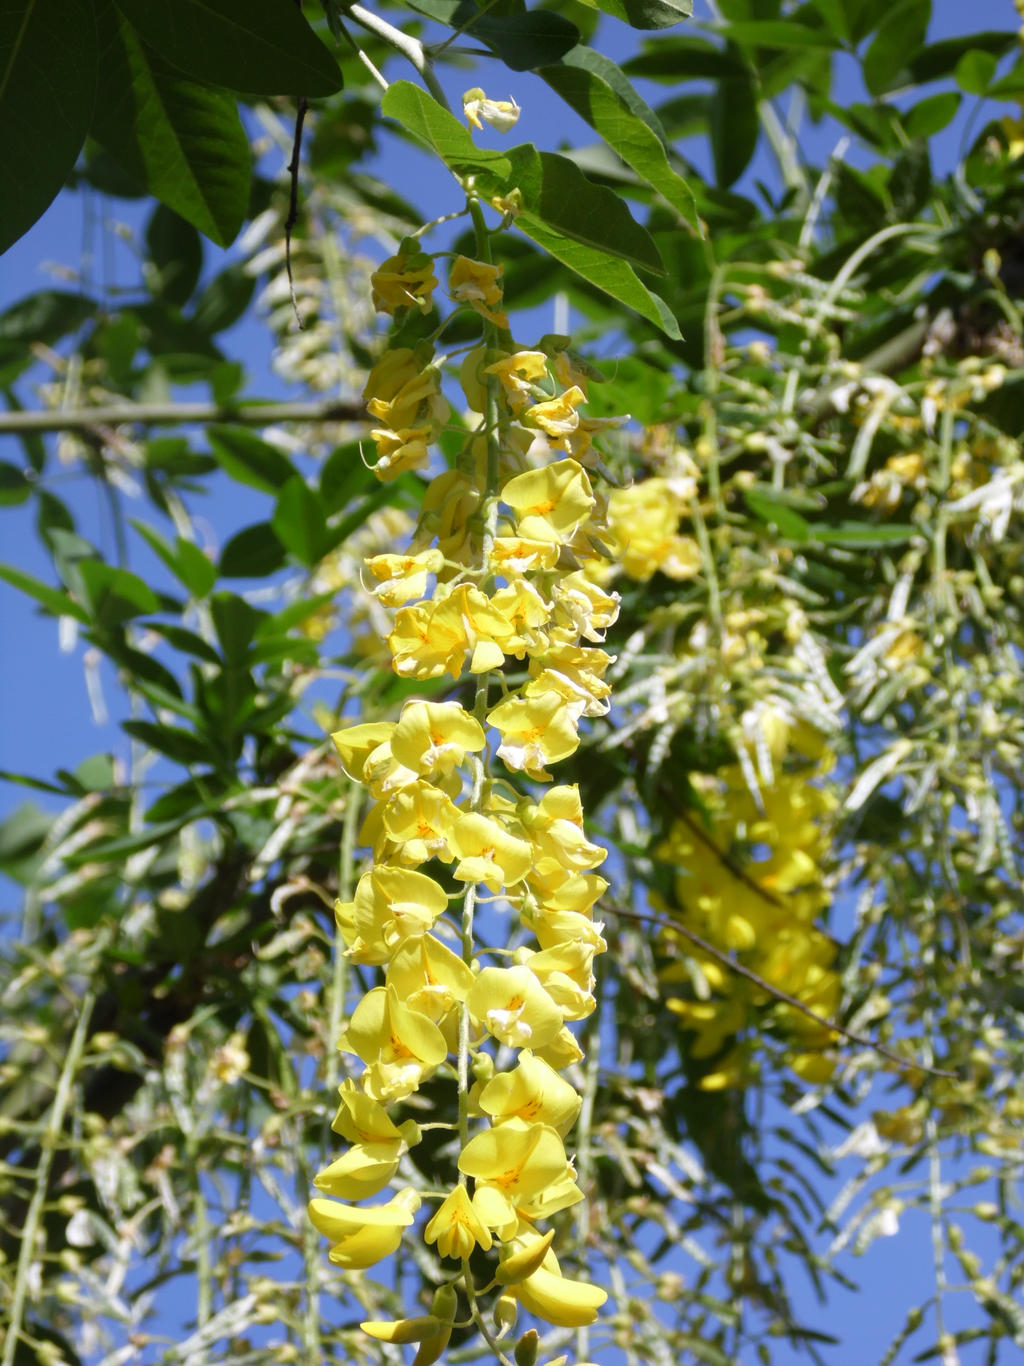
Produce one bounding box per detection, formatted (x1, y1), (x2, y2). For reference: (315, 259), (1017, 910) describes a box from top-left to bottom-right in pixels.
(2, 990), (96, 1366)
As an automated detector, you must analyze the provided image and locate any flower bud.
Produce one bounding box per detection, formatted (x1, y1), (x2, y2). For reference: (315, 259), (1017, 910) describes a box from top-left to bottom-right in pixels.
(494, 1292), (518, 1338)
(361, 1316), (443, 1344)
(515, 1329), (540, 1366)
(431, 1284), (459, 1323)
(496, 1230), (555, 1285)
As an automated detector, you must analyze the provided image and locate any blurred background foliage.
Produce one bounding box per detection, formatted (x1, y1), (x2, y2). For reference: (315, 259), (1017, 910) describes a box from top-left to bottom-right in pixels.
(3, 1), (1024, 1363)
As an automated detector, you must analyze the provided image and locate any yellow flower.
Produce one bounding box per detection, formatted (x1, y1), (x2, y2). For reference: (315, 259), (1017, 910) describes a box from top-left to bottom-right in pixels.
(341, 984), (448, 1101)
(501, 459), (595, 543)
(366, 548), (444, 608)
(449, 255), (509, 329)
(550, 571), (620, 643)
(448, 811), (532, 892)
(511, 1248), (607, 1327)
(487, 692), (581, 781)
(463, 87), (521, 133)
(364, 351), (448, 435)
(381, 779), (459, 864)
(386, 934), (476, 1030)
(369, 425), (432, 480)
(338, 866), (450, 963)
(388, 599), (468, 681)
(331, 721), (396, 782)
(459, 1119), (580, 1238)
(308, 1187), (420, 1269)
(314, 1133), (414, 1201)
(522, 386), (586, 439)
(478, 1050), (582, 1137)
(489, 535), (560, 574)
(518, 785), (607, 876)
(389, 584), (512, 680)
(519, 941), (597, 1020)
(391, 699), (487, 776)
(525, 645), (614, 716)
(484, 350), (549, 411)
(465, 965), (564, 1049)
(371, 249), (437, 314)
(361, 1316), (445, 1344)
(424, 1183), (494, 1258)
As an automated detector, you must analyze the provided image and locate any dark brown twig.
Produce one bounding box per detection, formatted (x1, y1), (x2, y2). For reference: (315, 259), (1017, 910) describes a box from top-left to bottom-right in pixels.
(611, 901), (957, 1080)
(285, 97), (310, 331)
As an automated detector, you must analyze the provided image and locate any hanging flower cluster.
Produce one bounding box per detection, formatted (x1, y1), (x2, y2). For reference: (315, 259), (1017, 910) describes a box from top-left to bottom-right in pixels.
(311, 130), (621, 1356)
(658, 714), (840, 1090)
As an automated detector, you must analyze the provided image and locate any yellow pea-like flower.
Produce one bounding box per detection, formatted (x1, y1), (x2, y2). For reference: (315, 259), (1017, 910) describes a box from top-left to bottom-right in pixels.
(512, 1254), (608, 1328)
(390, 699), (487, 776)
(308, 1187), (420, 1270)
(424, 1183), (493, 1259)
(465, 965), (564, 1050)
(361, 1315), (444, 1343)
(501, 458), (595, 544)
(478, 1050), (582, 1137)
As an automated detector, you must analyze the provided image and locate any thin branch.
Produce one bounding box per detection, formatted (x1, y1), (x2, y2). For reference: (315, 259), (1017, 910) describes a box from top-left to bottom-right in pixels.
(612, 902), (957, 1080)
(0, 398), (364, 435)
(285, 97), (310, 331)
(347, 4), (451, 110)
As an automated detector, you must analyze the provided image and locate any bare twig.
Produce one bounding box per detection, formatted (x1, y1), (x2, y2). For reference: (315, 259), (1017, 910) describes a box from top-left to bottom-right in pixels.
(612, 902), (957, 1080)
(285, 97), (310, 331)
(0, 398), (363, 436)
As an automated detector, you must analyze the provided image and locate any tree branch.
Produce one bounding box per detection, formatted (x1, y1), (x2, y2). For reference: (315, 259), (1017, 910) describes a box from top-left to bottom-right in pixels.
(613, 902), (957, 1081)
(0, 398), (364, 435)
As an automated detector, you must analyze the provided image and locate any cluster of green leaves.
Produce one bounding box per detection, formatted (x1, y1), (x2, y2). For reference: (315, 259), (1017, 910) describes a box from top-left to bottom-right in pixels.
(5, 2), (1024, 1365)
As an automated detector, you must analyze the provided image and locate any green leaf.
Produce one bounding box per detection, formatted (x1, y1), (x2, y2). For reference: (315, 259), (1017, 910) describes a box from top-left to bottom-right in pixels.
(710, 72), (759, 188)
(191, 264), (256, 334)
(59, 754), (117, 795)
(457, 4), (580, 70)
(588, 0), (693, 27)
(743, 489), (811, 541)
(862, 0), (928, 97)
(809, 521), (918, 546)
(113, 0), (342, 95)
(907, 30), (1017, 85)
(78, 562), (161, 625)
(508, 210), (681, 338)
(145, 204), (203, 306)
(141, 620), (221, 665)
(0, 803), (53, 867)
(624, 37), (744, 80)
(0, 0), (96, 254)
(0, 562), (90, 623)
(0, 462), (31, 506)
(889, 139), (930, 220)
(720, 20), (837, 47)
(175, 538), (218, 598)
(219, 523), (287, 578)
(319, 442), (379, 514)
(252, 593), (335, 642)
(380, 81), (511, 178)
(540, 61), (699, 231)
(91, 3), (250, 247)
(272, 476), (332, 566)
(560, 45), (670, 140)
(210, 591), (261, 662)
(122, 719), (212, 765)
(954, 49), (998, 97)
(902, 91), (960, 140)
(207, 425), (298, 493)
(0, 291), (95, 366)
(403, 1), (579, 67)
(492, 144), (665, 274)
